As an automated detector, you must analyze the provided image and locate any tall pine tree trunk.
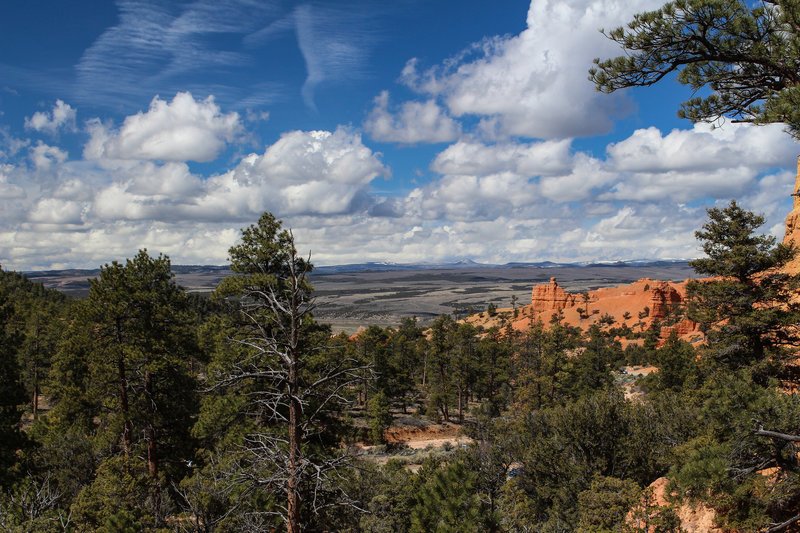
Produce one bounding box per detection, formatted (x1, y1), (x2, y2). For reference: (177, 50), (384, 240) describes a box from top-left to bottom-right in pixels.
(438, 364), (449, 423)
(117, 364), (132, 460)
(115, 321), (132, 461)
(288, 375), (300, 533)
(457, 383), (463, 423)
(287, 282), (301, 533)
(32, 364), (38, 420)
(144, 368), (162, 523)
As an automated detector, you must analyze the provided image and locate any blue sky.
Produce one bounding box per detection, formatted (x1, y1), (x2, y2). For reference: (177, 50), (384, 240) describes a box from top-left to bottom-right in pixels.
(1, 0), (797, 271)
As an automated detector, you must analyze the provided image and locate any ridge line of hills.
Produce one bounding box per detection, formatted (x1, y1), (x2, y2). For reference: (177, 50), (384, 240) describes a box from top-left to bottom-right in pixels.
(23, 258), (693, 278)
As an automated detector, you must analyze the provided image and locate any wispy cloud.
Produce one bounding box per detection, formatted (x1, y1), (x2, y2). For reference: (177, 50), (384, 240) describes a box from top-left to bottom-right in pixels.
(294, 3), (375, 110)
(3, 0), (798, 271)
(73, 0), (282, 109)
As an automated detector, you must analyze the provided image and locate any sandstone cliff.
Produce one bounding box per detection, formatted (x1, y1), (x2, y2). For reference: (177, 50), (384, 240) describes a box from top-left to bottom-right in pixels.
(530, 277), (576, 314)
(627, 477), (721, 533)
(784, 156), (800, 275)
(466, 275), (702, 345)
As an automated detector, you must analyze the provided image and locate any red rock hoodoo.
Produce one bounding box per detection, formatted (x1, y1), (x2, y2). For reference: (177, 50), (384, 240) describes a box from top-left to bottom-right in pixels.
(783, 156), (800, 275)
(472, 157), (800, 345)
(530, 277), (576, 314)
(648, 281), (683, 320)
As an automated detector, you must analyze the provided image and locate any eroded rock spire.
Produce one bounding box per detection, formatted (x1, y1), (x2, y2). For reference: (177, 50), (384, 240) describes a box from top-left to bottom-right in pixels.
(784, 155), (800, 247)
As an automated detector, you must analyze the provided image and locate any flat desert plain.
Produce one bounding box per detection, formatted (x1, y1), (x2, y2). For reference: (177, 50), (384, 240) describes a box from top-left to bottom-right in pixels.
(26, 262), (697, 334)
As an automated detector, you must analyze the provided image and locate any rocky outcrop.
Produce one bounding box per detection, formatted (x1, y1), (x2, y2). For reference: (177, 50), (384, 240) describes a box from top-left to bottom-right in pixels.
(471, 157), (800, 340)
(526, 277), (691, 328)
(660, 318), (702, 341)
(627, 477), (721, 533)
(784, 156), (800, 246)
(511, 277), (702, 345)
(530, 277), (577, 314)
(649, 281), (683, 320)
(784, 156), (800, 274)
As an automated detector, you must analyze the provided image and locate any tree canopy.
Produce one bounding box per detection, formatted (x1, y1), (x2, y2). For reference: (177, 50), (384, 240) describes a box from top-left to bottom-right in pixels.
(590, 0), (800, 138)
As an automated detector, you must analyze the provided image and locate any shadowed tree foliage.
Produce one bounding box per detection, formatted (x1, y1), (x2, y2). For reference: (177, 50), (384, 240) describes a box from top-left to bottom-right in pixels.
(9, 197), (800, 531)
(367, 391), (392, 445)
(47, 250), (198, 529)
(410, 460), (495, 533)
(0, 270), (68, 422)
(576, 475), (642, 532)
(356, 460), (421, 532)
(0, 268), (25, 491)
(650, 332), (698, 392)
(663, 202), (800, 530)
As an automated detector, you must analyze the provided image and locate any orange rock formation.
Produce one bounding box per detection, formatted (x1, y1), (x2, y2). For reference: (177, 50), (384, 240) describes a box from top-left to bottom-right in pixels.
(627, 477), (721, 533)
(783, 156), (800, 275)
(509, 277), (701, 344)
(530, 277), (576, 313)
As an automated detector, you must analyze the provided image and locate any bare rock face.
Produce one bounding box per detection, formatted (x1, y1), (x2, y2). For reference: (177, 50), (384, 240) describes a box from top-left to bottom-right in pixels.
(784, 156), (800, 245)
(649, 281), (683, 320)
(530, 277), (577, 313)
(660, 318), (701, 341)
(527, 277), (689, 326)
(627, 477), (721, 533)
(784, 156), (800, 274)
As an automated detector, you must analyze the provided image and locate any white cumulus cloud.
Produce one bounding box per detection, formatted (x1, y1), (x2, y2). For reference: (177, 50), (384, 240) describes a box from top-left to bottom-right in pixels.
(0, 165), (25, 199)
(431, 138), (573, 176)
(401, 0), (664, 140)
(28, 198), (84, 225)
(200, 128), (388, 218)
(84, 92), (242, 162)
(364, 91), (461, 144)
(82, 127), (387, 227)
(24, 100), (77, 134)
(607, 123), (798, 172)
(30, 142), (68, 171)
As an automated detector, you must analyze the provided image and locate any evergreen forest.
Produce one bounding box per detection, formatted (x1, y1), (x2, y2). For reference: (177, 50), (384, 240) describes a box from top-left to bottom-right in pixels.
(2, 202), (800, 532)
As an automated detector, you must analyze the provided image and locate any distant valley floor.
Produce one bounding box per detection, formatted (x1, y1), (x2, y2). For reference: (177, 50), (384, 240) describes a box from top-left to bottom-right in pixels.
(26, 262), (698, 334)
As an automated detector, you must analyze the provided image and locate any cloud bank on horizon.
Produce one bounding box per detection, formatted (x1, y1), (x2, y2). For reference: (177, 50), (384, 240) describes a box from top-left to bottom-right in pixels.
(0, 0), (797, 271)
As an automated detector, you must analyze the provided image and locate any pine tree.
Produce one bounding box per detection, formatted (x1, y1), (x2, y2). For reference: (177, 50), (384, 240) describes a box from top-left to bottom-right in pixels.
(367, 391), (392, 445)
(0, 269), (25, 490)
(410, 461), (488, 533)
(591, 0), (800, 139)
(208, 212), (365, 533)
(56, 250), (198, 527)
(687, 200), (800, 371)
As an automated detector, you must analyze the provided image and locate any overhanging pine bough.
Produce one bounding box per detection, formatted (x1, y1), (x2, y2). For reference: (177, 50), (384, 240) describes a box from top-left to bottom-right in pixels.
(590, 0), (800, 138)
